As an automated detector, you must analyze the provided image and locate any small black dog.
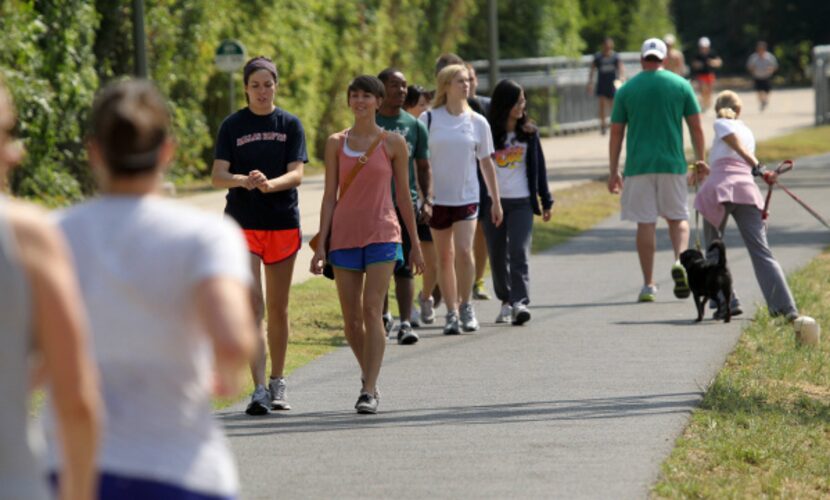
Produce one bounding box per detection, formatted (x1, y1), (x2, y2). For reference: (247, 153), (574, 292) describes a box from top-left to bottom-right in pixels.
(679, 240), (733, 323)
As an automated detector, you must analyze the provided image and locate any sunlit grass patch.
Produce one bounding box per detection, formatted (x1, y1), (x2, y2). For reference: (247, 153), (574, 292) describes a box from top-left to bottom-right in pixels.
(653, 251), (830, 498)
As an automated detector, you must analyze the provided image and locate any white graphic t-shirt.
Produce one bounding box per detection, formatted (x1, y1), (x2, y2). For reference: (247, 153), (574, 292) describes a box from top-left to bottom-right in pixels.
(493, 132), (531, 199)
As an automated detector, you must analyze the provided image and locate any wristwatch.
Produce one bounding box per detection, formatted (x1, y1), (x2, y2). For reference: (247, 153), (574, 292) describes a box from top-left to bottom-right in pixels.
(751, 162), (767, 177)
(422, 196), (434, 206)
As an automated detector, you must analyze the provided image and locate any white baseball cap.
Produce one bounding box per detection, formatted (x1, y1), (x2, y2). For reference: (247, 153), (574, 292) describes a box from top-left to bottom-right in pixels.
(699, 36), (711, 47)
(641, 38), (667, 60)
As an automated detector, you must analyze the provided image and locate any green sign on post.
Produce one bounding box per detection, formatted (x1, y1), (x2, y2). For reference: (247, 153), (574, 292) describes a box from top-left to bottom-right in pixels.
(215, 40), (247, 114)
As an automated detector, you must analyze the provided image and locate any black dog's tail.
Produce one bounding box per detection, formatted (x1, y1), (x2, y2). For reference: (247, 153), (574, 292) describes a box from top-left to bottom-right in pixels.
(707, 239), (727, 268)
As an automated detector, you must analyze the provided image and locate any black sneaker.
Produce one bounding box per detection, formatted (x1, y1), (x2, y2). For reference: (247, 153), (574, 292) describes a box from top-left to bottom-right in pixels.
(511, 303), (531, 325)
(355, 393), (378, 414)
(397, 321), (419, 345)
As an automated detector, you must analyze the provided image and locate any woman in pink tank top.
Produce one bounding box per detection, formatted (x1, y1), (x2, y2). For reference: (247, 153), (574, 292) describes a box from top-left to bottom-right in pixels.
(311, 75), (424, 414)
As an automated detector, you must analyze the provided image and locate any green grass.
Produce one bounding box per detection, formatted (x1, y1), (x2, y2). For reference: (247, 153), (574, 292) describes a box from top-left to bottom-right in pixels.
(217, 180), (620, 409)
(653, 251), (830, 499)
(755, 125), (830, 164)
(532, 181), (620, 253)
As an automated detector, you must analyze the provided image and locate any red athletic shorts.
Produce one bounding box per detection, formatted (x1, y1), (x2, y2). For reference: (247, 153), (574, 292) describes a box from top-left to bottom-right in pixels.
(243, 228), (301, 264)
(696, 73), (716, 85)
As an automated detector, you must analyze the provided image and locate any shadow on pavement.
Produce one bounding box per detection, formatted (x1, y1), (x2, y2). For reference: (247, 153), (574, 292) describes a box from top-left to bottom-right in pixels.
(218, 391), (702, 437)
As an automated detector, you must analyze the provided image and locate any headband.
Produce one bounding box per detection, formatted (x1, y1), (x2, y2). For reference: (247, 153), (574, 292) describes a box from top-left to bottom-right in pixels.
(244, 58), (278, 83)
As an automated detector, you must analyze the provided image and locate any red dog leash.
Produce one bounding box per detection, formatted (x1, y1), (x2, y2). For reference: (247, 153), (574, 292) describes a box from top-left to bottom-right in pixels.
(762, 160), (830, 229)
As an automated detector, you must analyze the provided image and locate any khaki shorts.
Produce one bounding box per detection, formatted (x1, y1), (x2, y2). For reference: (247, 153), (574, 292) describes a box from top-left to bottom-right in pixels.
(621, 173), (689, 223)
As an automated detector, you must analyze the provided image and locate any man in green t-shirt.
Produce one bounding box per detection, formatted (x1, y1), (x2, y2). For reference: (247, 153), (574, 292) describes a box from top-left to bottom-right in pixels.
(376, 68), (433, 345)
(608, 38), (709, 303)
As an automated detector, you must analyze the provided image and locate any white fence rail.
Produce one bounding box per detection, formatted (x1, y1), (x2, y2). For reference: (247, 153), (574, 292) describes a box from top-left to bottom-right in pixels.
(470, 53), (642, 133)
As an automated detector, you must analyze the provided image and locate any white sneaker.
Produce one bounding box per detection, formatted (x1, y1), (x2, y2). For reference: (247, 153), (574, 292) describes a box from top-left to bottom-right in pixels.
(511, 303), (531, 325)
(459, 302), (480, 332)
(419, 292), (436, 324)
(409, 306), (421, 328)
(268, 377), (291, 410)
(495, 303), (513, 323)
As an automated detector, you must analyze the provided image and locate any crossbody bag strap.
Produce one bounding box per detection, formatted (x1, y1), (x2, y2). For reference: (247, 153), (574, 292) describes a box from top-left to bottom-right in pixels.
(339, 130), (386, 198)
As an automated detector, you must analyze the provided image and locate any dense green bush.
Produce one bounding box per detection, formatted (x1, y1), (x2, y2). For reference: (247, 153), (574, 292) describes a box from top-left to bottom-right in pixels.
(1, 0), (99, 206)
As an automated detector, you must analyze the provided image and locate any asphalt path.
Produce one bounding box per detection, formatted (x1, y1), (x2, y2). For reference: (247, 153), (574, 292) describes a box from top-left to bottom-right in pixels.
(218, 152), (830, 499)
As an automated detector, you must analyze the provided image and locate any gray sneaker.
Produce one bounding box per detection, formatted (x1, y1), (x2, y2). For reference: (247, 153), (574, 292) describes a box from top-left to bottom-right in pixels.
(443, 310), (460, 335)
(419, 293), (436, 324)
(355, 392), (378, 414)
(459, 302), (480, 332)
(397, 321), (419, 345)
(268, 377), (291, 410)
(245, 385), (270, 416)
(382, 312), (394, 334)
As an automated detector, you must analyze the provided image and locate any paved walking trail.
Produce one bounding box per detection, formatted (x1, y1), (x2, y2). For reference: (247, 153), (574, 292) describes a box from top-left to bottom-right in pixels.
(202, 88), (828, 498)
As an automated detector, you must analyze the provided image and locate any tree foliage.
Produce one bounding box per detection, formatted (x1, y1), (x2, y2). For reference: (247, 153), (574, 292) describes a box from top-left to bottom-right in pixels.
(2, 0), (826, 205)
(459, 0), (584, 60)
(1, 0), (99, 205)
(672, 0), (830, 83)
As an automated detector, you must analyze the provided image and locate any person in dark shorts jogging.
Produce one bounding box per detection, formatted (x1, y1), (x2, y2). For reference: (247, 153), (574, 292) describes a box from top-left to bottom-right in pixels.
(587, 37), (625, 135)
(376, 68), (433, 344)
(746, 41), (778, 112)
(212, 56), (308, 416)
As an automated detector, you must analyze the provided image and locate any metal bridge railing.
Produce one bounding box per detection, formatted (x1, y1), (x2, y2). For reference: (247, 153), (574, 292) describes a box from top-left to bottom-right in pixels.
(814, 45), (830, 126)
(471, 53), (643, 133)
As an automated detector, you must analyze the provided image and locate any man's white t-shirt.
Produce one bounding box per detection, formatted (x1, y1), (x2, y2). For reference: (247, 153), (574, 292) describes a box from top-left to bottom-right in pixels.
(419, 106), (494, 206)
(493, 132), (531, 198)
(47, 195), (252, 497)
(709, 118), (755, 165)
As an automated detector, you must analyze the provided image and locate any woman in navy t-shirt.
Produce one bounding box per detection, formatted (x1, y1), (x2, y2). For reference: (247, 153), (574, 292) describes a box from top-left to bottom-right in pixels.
(211, 56), (308, 416)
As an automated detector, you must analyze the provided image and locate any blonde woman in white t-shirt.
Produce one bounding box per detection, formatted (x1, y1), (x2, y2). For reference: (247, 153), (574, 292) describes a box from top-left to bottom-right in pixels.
(419, 64), (503, 335)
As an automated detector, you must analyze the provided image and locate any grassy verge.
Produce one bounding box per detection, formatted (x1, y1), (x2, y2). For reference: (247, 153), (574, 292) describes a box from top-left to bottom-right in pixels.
(653, 251), (830, 498)
(755, 125), (830, 164)
(532, 181), (619, 253)
(173, 162), (325, 195)
(216, 179), (619, 409)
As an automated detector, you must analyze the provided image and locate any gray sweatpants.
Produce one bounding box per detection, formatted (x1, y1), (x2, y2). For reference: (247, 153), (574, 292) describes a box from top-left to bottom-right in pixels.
(702, 202), (797, 317)
(481, 197), (534, 305)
